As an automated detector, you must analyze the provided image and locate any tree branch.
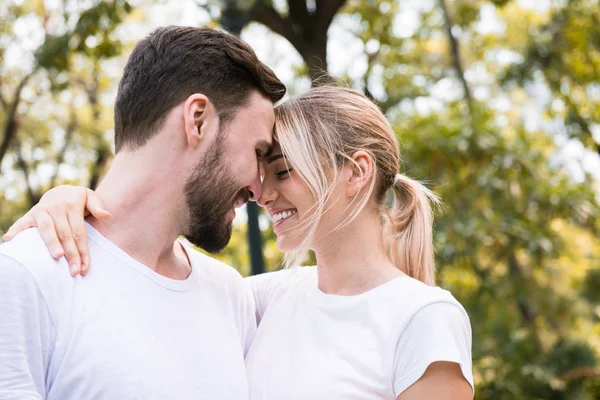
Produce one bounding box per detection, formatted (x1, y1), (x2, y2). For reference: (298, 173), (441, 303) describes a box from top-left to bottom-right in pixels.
(13, 139), (39, 206)
(561, 367), (600, 383)
(562, 93), (600, 156)
(0, 72), (34, 168)
(460, 256), (492, 302)
(84, 63), (111, 190)
(506, 250), (537, 325)
(0, 75), (6, 109)
(362, 47), (387, 111)
(88, 146), (109, 189)
(438, 0), (473, 109)
(50, 108), (77, 188)
(251, 4), (299, 48)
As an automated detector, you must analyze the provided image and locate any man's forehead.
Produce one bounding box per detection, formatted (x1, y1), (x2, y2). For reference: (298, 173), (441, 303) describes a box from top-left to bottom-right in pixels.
(244, 90), (276, 115)
(231, 91), (276, 152)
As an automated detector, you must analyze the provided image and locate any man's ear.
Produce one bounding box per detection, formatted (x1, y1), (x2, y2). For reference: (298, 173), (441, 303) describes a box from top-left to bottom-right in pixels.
(183, 93), (213, 148)
(345, 151), (374, 198)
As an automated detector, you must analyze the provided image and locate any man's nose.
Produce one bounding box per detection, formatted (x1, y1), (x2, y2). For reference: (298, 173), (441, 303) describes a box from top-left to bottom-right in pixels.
(247, 171), (263, 201)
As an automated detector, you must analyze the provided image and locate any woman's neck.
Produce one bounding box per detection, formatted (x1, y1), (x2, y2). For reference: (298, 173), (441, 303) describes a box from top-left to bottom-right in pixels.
(312, 210), (404, 295)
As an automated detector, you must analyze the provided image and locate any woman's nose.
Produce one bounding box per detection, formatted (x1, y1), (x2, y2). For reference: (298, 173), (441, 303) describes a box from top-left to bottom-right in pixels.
(257, 178), (278, 208)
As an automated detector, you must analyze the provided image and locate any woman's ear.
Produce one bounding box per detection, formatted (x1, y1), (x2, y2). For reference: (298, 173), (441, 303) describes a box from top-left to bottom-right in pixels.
(345, 151), (373, 198)
(183, 93), (211, 148)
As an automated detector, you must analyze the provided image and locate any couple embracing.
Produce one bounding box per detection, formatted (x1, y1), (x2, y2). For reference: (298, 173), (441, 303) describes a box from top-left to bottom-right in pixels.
(0, 25), (473, 400)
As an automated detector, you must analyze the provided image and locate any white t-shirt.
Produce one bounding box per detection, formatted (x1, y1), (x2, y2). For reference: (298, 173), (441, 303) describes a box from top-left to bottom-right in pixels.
(245, 266), (473, 400)
(0, 224), (255, 400)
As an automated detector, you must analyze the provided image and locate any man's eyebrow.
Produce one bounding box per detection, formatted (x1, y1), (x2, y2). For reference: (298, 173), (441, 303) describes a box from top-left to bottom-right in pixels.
(266, 154), (284, 164)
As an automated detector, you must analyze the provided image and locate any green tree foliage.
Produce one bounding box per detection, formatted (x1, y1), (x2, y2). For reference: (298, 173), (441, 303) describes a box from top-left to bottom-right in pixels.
(501, 0), (600, 155)
(398, 102), (600, 398)
(0, 0), (132, 228)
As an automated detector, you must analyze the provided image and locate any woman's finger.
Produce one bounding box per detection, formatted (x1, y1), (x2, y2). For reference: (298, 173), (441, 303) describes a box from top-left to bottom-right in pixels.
(67, 207), (91, 276)
(85, 188), (111, 220)
(2, 213), (37, 241)
(34, 210), (66, 260)
(52, 207), (82, 276)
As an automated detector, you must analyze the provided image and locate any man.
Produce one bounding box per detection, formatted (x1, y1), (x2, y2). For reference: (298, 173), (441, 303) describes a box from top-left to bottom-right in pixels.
(0, 25), (285, 399)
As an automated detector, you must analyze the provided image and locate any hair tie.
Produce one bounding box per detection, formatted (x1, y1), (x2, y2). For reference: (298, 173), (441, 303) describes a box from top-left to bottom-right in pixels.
(393, 173), (403, 184)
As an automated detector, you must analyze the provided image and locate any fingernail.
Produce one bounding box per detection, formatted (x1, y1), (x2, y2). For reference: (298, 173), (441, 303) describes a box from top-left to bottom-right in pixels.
(70, 263), (80, 276)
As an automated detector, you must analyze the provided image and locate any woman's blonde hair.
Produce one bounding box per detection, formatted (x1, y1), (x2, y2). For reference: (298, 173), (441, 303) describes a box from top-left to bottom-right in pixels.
(274, 86), (439, 285)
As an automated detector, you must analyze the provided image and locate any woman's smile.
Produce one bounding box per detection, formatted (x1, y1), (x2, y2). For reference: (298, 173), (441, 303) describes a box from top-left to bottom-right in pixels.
(270, 208), (298, 231)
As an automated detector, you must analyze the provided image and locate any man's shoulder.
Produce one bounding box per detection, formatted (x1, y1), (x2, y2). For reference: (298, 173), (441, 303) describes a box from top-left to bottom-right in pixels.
(183, 245), (252, 311)
(183, 243), (243, 283)
(0, 228), (74, 291)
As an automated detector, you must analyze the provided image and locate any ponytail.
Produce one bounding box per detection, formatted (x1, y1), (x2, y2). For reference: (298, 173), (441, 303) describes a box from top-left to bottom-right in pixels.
(384, 174), (440, 285)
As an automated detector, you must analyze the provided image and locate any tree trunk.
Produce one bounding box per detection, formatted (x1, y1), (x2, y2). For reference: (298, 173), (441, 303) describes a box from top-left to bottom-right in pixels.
(303, 42), (329, 85)
(250, 0), (346, 87)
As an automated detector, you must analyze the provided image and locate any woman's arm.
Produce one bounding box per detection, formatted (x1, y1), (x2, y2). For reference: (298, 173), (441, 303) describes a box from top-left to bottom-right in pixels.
(397, 361), (473, 400)
(393, 301), (474, 399)
(3, 185), (110, 275)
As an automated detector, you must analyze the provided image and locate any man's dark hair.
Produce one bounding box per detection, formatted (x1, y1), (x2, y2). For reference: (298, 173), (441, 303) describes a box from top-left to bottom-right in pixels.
(114, 25), (286, 152)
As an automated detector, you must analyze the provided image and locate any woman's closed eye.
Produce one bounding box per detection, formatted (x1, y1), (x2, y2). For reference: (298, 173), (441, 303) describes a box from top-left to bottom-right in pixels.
(275, 167), (293, 178)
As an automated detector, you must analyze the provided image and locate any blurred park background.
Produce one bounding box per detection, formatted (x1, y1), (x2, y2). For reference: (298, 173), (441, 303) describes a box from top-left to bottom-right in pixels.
(1, 0), (599, 398)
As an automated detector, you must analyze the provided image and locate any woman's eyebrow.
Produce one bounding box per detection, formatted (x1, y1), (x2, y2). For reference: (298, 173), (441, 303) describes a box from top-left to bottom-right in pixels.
(266, 154), (285, 164)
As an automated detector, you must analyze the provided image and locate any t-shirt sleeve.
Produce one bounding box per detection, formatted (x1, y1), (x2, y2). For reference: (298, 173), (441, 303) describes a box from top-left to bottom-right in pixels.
(0, 254), (56, 399)
(392, 301), (474, 397)
(244, 269), (292, 325)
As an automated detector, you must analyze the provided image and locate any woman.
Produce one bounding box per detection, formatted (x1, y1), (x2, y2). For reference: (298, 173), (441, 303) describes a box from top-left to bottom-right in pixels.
(4, 86), (473, 399)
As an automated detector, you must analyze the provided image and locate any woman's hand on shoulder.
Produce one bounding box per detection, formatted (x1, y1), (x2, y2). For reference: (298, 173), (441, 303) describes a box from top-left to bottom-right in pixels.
(2, 185), (110, 276)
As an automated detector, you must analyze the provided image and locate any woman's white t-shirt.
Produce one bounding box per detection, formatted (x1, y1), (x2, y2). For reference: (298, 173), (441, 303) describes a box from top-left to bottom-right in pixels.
(245, 266), (473, 400)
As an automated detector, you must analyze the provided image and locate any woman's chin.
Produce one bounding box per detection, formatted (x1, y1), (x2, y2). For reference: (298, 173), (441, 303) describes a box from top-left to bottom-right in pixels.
(275, 235), (301, 253)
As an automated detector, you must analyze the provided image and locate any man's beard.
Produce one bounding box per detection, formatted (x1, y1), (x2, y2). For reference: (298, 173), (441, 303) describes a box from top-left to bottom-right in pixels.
(183, 131), (248, 253)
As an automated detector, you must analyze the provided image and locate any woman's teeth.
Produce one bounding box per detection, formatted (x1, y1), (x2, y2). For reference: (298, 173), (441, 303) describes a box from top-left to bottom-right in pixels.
(271, 209), (297, 223)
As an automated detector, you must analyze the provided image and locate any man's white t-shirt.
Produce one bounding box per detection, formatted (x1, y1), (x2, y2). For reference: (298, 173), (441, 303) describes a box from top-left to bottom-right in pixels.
(0, 224), (255, 400)
(245, 266), (473, 400)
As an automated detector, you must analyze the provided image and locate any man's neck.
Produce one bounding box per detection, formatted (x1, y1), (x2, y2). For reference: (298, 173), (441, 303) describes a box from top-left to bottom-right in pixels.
(89, 152), (191, 279)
